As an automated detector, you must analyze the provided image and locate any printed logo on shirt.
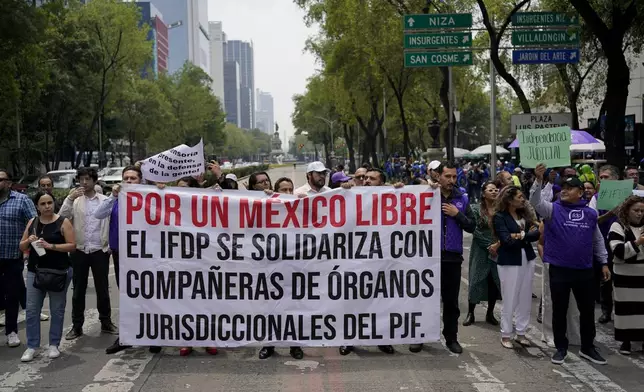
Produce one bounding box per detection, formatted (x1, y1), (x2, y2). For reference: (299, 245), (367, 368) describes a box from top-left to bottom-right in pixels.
(455, 202), (463, 209)
(569, 210), (584, 222)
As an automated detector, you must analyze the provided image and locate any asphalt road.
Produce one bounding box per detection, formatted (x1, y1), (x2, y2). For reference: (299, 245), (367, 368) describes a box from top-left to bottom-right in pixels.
(0, 165), (643, 392)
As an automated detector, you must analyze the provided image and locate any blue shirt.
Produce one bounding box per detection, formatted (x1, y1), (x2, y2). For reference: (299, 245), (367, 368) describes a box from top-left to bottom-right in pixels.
(0, 191), (37, 259)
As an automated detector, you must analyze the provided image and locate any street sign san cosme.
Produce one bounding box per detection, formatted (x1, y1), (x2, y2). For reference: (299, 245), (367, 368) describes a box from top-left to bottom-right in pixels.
(403, 13), (473, 30)
(404, 32), (472, 49)
(405, 52), (473, 67)
(511, 30), (579, 46)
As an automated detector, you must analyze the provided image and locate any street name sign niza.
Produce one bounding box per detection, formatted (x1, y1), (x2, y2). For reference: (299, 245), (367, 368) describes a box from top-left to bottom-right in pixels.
(511, 30), (579, 46)
(512, 49), (580, 65)
(403, 14), (473, 30)
(405, 52), (473, 67)
(511, 12), (579, 26)
(404, 32), (473, 49)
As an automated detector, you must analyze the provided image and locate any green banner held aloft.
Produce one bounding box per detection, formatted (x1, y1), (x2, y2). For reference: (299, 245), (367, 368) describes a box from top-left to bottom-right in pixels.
(518, 126), (571, 168)
(597, 180), (634, 210)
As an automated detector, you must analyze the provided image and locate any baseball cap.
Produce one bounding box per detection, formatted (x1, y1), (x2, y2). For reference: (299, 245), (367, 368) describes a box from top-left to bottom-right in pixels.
(306, 161), (329, 173)
(428, 160), (441, 171)
(562, 177), (583, 189)
(225, 173), (237, 181)
(331, 172), (351, 183)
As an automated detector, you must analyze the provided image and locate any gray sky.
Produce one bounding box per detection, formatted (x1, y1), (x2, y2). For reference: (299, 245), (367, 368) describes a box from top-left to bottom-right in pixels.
(208, 0), (318, 150)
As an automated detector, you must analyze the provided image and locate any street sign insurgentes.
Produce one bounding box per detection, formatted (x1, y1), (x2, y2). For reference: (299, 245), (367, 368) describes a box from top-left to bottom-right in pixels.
(403, 13), (473, 30)
(404, 51), (473, 67)
(512, 49), (580, 64)
(511, 12), (579, 27)
(404, 32), (473, 49)
(511, 30), (579, 46)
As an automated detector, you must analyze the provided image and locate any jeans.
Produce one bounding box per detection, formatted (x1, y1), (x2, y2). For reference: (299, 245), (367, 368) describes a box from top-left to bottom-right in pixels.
(0, 258), (25, 335)
(71, 251), (112, 328)
(549, 265), (596, 351)
(441, 262), (462, 342)
(26, 269), (72, 348)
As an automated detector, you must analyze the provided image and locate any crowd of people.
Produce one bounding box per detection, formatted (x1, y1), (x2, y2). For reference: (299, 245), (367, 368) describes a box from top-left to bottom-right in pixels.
(0, 158), (643, 365)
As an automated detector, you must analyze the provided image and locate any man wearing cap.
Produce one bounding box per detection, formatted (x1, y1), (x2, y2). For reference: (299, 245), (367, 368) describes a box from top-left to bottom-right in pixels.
(330, 171), (352, 188)
(530, 164), (610, 366)
(294, 161), (331, 196)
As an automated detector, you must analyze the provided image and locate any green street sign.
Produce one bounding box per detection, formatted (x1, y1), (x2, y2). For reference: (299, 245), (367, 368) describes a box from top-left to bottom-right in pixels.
(403, 14), (473, 30)
(511, 30), (579, 46)
(404, 51), (473, 67)
(511, 12), (579, 27)
(404, 32), (472, 49)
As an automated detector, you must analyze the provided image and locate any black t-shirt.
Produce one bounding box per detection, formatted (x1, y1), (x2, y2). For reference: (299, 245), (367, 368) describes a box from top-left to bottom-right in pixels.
(27, 216), (70, 272)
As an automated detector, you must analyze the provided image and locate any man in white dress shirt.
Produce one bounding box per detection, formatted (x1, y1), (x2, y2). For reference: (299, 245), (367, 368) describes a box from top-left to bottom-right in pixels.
(294, 161), (331, 196)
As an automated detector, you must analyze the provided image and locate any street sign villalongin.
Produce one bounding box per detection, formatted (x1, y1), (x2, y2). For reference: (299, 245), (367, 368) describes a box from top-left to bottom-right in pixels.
(405, 52), (473, 67)
(403, 13), (473, 30)
(404, 32), (472, 49)
(511, 12), (579, 27)
(511, 30), (579, 46)
(512, 49), (580, 64)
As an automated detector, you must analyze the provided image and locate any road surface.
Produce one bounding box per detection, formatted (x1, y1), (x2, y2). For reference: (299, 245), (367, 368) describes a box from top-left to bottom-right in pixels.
(0, 165), (642, 392)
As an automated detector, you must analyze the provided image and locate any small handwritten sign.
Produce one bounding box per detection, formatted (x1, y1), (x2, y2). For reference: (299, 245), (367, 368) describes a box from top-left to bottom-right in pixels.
(597, 180), (633, 210)
(518, 126), (571, 168)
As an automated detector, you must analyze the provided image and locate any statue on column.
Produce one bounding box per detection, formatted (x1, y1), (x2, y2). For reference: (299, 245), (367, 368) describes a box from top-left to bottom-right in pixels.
(271, 122), (284, 164)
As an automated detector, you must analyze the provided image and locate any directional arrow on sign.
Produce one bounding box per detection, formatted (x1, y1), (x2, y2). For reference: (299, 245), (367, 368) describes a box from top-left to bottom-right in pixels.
(569, 32), (577, 41)
(463, 53), (471, 62)
(407, 17), (415, 27)
(570, 51), (577, 60)
(462, 35), (469, 44)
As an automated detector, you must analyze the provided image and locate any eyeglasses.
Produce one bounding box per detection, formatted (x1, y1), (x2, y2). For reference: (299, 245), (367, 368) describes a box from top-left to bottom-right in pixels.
(0, 178), (10, 183)
(257, 179), (270, 184)
(355, 176), (365, 180)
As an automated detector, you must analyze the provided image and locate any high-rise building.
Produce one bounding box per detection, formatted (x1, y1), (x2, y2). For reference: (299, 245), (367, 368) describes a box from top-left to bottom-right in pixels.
(223, 40), (255, 129)
(223, 61), (241, 127)
(209, 22), (225, 111)
(149, 0), (210, 76)
(256, 89), (274, 134)
(136, 2), (168, 77)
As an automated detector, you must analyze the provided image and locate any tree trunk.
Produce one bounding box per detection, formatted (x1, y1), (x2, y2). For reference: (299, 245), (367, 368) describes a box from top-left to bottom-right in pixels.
(603, 54), (630, 166)
(323, 141), (332, 169)
(343, 124), (356, 173)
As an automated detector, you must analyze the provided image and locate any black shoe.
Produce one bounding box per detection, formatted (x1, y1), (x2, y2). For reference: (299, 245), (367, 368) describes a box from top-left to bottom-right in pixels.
(339, 345), (354, 355)
(149, 346), (162, 354)
(258, 347), (274, 359)
(101, 322), (118, 335)
(463, 312), (475, 326)
(378, 345), (394, 354)
(105, 338), (131, 355)
(485, 313), (499, 326)
(580, 347), (606, 365)
(65, 327), (83, 340)
(551, 349), (567, 364)
(619, 341), (631, 356)
(446, 341), (463, 354)
(290, 347), (304, 359)
(598, 313), (611, 324)
(532, 293), (537, 299)
(409, 344), (423, 353)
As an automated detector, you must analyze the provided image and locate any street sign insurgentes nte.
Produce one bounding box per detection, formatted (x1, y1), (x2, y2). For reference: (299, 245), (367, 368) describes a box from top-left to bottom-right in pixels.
(512, 49), (580, 64)
(404, 52), (473, 67)
(511, 30), (579, 46)
(511, 12), (579, 27)
(403, 13), (473, 30)
(404, 32), (473, 49)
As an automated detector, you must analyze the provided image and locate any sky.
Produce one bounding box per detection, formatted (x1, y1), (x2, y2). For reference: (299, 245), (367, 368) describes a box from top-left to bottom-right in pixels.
(208, 0), (319, 150)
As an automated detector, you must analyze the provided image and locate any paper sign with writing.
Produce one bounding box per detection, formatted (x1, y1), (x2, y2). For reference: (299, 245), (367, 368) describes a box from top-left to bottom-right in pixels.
(517, 126), (571, 168)
(141, 139), (204, 183)
(597, 180), (633, 210)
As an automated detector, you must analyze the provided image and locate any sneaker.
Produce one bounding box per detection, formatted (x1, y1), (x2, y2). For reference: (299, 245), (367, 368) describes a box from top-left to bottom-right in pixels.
(101, 322), (118, 335)
(40, 313), (49, 321)
(48, 345), (60, 359)
(551, 349), (567, 364)
(65, 328), (82, 340)
(580, 347), (607, 365)
(20, 348), (36, 362)
(7, 332), (21, 347)
(619, 341), (631, 355)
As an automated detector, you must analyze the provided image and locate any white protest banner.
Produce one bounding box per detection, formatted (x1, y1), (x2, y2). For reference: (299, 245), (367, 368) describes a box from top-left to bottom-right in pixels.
(511, 112), (572, 134)
(118, 185), (441, 347)
(140, 139), (204, 183)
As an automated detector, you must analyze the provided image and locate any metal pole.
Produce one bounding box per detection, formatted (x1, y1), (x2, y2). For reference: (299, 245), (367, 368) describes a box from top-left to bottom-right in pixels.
(490, 58), (497, 181)
(383, 87), (387, 159)
(447, 67), (455, 162)
(98, 111), (103, 167)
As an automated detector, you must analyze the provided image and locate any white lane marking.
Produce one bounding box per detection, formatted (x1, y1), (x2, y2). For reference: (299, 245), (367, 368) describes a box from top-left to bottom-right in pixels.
(0, 309), (101, 392)
(284, 360), (320, 371)
(82, 350), (157, 392)
(460, 276), (627, 392)
(461, 352), (511, 392)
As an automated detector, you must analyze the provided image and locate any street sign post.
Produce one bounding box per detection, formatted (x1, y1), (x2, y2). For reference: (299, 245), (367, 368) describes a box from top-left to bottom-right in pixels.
(512, 12), (579, 27)
(404, 32), (472, 49)
(404, 52), (473, 67)
(511, 30), (579, 46)
(403, 14), (473, 30)
(512, 48), (580, 64)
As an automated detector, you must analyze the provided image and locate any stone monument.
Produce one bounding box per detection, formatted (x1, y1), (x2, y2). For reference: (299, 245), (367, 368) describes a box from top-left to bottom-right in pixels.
(270, 123), (284, 164)
(422, 118), (443, 161)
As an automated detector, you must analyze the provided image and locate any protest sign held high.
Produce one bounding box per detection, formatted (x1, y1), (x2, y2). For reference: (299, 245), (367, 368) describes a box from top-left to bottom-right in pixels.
(118, 185), (442, 347)
(518, 126), (571, 168)
(140, 139), (205, 183)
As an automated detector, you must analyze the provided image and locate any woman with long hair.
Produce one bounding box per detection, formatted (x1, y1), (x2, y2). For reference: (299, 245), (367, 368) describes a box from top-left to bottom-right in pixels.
(608, 195), (644, 355)
(463, 181), (501, 326)
(493, 186), (540, 348)
(18, 192), (76, 362)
